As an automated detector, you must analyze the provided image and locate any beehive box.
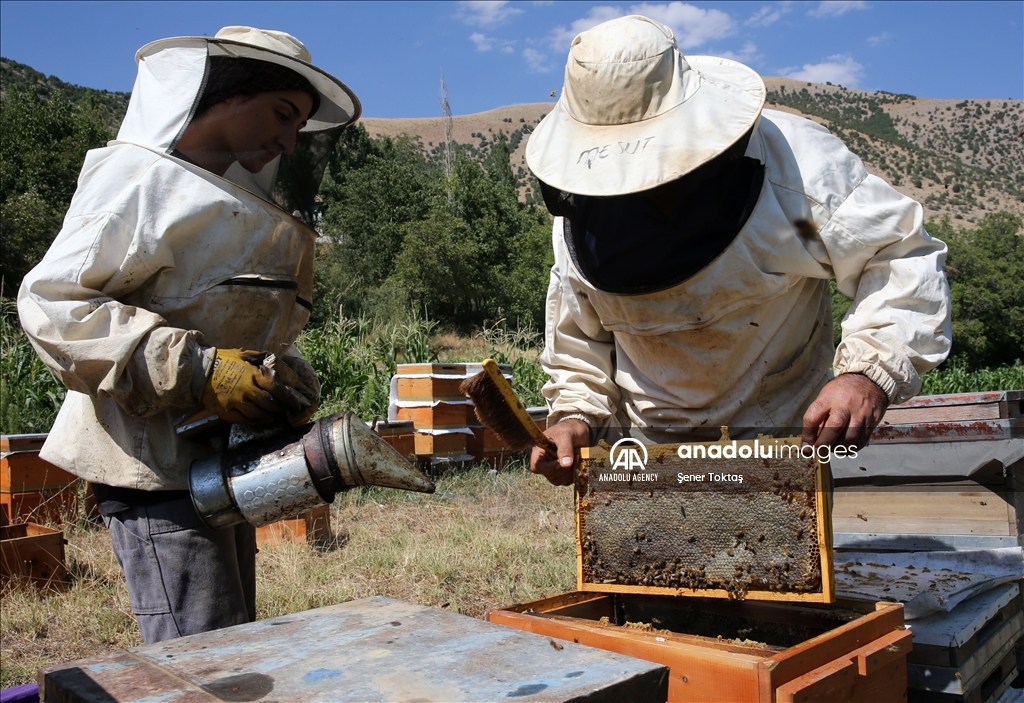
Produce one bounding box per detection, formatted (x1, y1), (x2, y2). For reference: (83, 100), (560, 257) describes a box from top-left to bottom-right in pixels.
(255, 505), (331, 547)
(1, 522), (68, 589)
(576, 435), (834, 602)
(372, 419), (416, 458)
(1, 449), (77, 492)
(0, 484), (79, 525)
(906, 581), (1022, 703)
(396, 402), (473, 429)
(413, 431), (468, 457)
(488, 591), (910, 703)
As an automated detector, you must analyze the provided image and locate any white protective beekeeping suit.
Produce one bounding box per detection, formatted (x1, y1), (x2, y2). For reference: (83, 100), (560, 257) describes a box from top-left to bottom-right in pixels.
(540, 110), (953, 440)
(528, 17), (952, 442)
(18, 33), (359, 490)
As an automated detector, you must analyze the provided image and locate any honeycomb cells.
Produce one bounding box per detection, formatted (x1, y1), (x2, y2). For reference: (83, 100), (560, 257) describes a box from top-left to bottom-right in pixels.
(578, 449), (823, 599)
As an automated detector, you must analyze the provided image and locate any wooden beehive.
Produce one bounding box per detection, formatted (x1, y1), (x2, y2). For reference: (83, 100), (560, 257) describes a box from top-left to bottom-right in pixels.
(255, 505), (331, 547)
(488, 591), (910, 703)
(0, 485), (79, 525)
(576, 435), (834, 602)
(396, 402), (473, 429)
(413, 431), (468, 457)
(1, 522), (68, 589)
(1, 449), (77, 492)
(373, 419), (417, 458)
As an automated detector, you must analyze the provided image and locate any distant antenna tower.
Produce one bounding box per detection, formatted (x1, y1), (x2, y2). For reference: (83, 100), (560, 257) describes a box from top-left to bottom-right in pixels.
(439, 70), (455, 207)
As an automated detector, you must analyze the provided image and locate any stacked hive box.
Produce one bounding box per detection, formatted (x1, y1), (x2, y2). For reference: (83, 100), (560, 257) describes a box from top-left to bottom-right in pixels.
(390, 363), (478, 463)
(388, 363), (550, 465)
(831, 391), (1023, 551)
(829, 391), (1024, 700)
(1, 434), (78, 525)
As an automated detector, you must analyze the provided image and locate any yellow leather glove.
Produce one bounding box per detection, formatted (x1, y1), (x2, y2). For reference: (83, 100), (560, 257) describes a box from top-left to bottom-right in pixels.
(201, 349), (287, 425)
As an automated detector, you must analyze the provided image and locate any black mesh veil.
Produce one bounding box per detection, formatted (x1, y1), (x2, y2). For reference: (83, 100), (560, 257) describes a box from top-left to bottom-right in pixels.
(272, 127), (344, 226)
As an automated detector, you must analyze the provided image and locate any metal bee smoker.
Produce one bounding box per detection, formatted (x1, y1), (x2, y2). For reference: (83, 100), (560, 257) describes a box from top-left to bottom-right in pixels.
(189, 412), (434, 529)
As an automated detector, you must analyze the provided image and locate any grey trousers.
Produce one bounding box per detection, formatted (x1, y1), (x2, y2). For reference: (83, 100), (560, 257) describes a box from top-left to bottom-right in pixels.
(104, 494), (256, 644)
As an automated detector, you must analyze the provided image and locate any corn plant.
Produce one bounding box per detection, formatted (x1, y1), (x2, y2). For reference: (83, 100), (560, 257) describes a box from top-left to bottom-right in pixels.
(0, 299), (66, 434)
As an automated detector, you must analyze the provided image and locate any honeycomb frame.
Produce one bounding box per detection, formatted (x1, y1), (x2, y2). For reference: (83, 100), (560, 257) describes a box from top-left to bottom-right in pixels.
(575, 436), (835, 603)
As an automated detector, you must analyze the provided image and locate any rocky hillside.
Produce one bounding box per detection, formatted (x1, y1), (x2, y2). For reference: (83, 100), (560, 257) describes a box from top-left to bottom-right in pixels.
(4, 55), (1020, 223)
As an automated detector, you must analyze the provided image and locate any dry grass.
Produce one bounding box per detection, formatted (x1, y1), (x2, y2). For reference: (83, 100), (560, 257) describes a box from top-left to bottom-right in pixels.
(0, 462), (575, 688)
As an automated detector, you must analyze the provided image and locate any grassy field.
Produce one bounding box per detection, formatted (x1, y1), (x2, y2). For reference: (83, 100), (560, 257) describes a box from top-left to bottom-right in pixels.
(0, 461), (576, 689)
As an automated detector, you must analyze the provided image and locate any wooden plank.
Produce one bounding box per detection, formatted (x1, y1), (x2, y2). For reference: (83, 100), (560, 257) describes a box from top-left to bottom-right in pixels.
(1, 451), (77, 492)
(44, 597), (670, 702)
(882, 403), (1004, 425)
(871, 419), (1023, 443)
(833, 485), (1014, 537)
(580, 581), (835, 603)
(41, 650), (219, 703)
(762, 603), (905, 694)
(887, 391), (1022, 410)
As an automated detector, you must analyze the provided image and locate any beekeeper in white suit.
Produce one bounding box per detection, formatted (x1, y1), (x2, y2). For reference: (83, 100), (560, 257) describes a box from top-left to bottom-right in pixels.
(528, 16), (951, 485)
(18, 27), (360, 642)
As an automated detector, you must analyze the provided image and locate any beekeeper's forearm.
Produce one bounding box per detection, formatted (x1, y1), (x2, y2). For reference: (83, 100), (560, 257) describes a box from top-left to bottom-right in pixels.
(823, 175), (952, 404)
(540, 262), (621, 426)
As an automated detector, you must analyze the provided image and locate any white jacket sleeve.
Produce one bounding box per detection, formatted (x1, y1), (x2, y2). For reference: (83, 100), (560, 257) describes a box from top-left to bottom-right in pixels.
(18, 209), (209, 418)
(820, 174), (951, 404)
(540, 217), (621, 425)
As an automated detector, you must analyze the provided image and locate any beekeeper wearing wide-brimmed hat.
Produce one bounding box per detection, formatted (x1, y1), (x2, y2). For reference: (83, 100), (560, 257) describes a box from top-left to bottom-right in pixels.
(527, 15), (951, 485)
(19, 27), (359, 642)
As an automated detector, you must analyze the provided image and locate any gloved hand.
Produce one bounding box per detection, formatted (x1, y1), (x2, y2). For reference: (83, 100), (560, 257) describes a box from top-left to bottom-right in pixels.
(265, 354), (321, 426)
(200, 348), (289, 425)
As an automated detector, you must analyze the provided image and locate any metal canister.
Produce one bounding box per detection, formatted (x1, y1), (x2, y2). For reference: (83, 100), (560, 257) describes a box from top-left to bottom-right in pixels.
(189, 412), (434, 529)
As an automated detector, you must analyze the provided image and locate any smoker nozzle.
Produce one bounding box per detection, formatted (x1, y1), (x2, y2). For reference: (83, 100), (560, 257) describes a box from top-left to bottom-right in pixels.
(190, 412), (434, 529)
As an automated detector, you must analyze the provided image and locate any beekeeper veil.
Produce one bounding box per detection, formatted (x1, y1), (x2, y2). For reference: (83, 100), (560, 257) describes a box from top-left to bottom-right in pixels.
(117, 26), (361, 225)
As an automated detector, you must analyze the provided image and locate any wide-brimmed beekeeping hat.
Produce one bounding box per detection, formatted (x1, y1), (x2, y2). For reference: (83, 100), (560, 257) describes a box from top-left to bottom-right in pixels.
(137, 25), (360, 132)
(526, 15), (765, 196)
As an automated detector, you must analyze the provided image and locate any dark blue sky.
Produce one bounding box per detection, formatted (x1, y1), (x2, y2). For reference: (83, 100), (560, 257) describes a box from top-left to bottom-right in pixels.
(1, 1), (1021, 118)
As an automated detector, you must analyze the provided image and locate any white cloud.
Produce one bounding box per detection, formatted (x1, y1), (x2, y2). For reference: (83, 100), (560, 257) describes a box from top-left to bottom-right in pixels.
(782, 55), (864, 85)
(631, 2), (735, 49)
(746, 3), (792, 27)
(710, 41), (759, 64)
(549, 5), (625, 52)
(457, 1), (523, 27)
(469, 32), (515, 53)
(866, 31), (891, 46)
(808, 1), (870, 18)
(523, 47), (552, 73)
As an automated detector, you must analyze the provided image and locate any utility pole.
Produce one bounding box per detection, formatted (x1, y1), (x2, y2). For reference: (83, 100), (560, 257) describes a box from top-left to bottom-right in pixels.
(439, 69), (456, 210)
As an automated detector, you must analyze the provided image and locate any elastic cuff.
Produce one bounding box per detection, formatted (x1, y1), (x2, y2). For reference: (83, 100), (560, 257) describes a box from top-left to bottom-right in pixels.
(190, 345), (217, 402)
(842, 367), (897, 405)
(556, 412), (595, 444)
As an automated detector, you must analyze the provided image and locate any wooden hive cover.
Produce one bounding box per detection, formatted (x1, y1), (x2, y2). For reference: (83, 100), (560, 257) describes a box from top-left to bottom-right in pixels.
(576, 435), (834, 602)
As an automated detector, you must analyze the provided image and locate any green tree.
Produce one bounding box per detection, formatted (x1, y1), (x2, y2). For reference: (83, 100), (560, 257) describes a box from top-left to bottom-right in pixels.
(930, 212), (1024, 368)
(1, 87), (111, 287)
